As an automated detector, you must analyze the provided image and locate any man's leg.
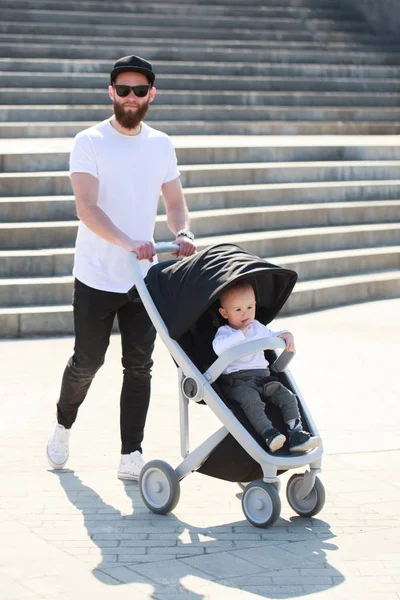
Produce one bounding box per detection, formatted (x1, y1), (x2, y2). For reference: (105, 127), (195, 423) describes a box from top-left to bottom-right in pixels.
(57, 280), (117, 428)
(116, 296), (156, 480)
(47, 280), (117, 469)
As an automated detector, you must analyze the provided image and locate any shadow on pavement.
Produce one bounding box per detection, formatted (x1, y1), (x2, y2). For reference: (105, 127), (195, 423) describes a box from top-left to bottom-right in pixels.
(53, 470), (345, 599)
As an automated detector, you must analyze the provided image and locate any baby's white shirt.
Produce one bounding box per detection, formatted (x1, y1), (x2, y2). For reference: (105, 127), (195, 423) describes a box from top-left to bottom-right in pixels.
(212, 320), (287, 374)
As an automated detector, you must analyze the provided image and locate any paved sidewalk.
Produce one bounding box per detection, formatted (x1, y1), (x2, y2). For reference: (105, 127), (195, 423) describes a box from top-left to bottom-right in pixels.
(0, 299), (399, 600)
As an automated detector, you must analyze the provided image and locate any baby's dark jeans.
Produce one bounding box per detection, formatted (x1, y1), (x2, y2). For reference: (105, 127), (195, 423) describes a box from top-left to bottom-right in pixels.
(220, 368), (300, 437)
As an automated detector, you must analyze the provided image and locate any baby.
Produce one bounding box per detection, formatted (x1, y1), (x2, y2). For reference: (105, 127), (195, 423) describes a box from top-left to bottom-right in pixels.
(212, 280), (321, 453)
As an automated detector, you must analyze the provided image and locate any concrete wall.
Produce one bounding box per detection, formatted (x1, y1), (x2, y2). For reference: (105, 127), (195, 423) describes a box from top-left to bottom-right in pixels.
(347, 0), (400, 35)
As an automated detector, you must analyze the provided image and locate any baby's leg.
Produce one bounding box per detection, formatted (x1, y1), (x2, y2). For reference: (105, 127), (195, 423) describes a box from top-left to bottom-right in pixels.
(264, 384), (321, 452)
(225, 378), (273, 436)
(263, 383), (300, 423)
(220, 376), (286, 452)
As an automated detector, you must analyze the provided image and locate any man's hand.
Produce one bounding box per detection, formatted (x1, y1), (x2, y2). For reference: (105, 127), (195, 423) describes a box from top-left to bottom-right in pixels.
(173, 236), (197, 257)
(129, 240), (156, 262)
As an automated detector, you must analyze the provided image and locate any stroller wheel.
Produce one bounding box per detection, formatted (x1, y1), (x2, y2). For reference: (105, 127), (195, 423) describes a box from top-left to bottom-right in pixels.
(286, 473), (326, 518)
(241, 481), (281, 528)
(139, 460), (180, 515)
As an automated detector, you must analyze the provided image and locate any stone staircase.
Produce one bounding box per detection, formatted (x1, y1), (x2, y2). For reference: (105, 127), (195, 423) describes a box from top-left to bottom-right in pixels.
(1, 0), (400, 337)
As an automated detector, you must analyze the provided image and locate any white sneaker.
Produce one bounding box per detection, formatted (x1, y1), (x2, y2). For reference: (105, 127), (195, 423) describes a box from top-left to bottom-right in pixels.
(47, 422), (70, 469)
(117, 450), (146, 481)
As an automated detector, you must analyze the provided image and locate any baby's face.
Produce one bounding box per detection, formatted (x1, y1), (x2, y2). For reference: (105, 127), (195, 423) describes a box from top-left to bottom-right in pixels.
(219, 287), (256, 330)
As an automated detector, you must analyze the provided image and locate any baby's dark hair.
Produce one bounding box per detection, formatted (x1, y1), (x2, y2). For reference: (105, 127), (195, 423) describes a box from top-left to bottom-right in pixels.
(219, 280), (255, 307)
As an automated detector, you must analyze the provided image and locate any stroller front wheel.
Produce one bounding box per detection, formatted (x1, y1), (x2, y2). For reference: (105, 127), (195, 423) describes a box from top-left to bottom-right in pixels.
(286, 473), (325, 518)
(139, 460), (180, 515)
(241, 481), (281, 528)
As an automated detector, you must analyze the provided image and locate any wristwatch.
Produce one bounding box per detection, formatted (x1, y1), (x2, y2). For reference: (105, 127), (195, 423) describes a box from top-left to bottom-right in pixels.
(176, 228), (195, 241)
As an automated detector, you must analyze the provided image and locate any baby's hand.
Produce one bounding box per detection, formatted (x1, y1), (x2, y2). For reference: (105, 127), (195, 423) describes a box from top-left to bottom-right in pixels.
(278, 331), (295, 352)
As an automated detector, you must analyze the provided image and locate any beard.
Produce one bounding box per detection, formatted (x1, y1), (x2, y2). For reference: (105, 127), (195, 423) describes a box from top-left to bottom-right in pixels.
(113, 99), (150, 129)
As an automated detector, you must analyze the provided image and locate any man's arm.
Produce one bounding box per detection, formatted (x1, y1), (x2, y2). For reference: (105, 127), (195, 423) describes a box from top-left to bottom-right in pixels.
(161, 177), (196, 256)
(71, 172), (155, 261)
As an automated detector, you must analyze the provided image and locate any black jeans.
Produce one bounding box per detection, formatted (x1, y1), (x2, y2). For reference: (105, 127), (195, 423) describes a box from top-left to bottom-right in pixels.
(56, 279), (156, 454)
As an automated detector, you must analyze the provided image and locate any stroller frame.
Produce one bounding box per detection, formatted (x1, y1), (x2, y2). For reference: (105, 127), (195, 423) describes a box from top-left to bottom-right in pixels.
(132, 243), (324, 528)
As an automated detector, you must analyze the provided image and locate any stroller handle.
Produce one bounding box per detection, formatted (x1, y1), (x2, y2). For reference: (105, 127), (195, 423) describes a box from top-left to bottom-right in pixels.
(205, 337), (294, 384)
(154, 242), (180, 254)
(130, 242), (180, 257)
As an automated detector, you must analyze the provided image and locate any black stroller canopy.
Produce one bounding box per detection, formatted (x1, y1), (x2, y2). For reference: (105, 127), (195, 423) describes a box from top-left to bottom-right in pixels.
(144, 243), (298, 340)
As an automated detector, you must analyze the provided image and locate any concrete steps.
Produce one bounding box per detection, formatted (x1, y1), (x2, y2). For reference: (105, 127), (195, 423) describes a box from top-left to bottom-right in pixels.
(1, 0), (400, 336)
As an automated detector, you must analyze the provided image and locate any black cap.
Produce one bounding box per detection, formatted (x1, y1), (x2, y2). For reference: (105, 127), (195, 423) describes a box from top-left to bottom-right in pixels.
(110, 55), (155, 85)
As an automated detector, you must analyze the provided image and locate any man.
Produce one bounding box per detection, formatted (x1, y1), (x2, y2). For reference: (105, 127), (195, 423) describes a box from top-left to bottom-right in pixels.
(46, 55), (196, 480)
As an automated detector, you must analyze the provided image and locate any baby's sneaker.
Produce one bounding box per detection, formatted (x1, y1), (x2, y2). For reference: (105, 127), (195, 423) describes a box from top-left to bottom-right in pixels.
(118, 451), (146, 481)
(265, 428), (286, 452)
(288, 420), (321, 452)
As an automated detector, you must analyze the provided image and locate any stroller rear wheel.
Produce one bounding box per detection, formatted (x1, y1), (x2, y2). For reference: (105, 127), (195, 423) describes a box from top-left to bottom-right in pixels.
(286, 473), (325, 517)
(241, 481), (281, 528)
(139, 460), (180, 515)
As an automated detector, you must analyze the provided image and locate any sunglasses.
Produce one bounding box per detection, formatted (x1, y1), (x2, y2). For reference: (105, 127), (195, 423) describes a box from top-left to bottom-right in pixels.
(114, 84), (150, 98)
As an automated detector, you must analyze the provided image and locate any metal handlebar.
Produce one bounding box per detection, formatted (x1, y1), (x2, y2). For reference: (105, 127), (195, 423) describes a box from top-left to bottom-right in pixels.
(154, 242), (180, 254)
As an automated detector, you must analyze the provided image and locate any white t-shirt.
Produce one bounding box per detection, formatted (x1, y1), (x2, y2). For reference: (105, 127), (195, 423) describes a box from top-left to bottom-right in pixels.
(212, 319), (287, 374)
(69, 119), (180, 292)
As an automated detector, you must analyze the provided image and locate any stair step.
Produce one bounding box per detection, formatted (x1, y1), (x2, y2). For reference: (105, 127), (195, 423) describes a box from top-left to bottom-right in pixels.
(2, 121), (400, 138)
(4, 59), (400, 79)
(195, 223), (400, 257)
(3, 90), (400, 107)
(0, 248), (74, 278)
(4, 178), (399, 213)
(1, 218), (399, 254)
(3, 106), (400, 123)
(184, 180), (400, 211)
(3, 48), (400, 66)
(161, 201), (400, 239)
(3, 162), (400, 197)
(3, 199), (400, 239)
(0, 275), (73, 307)
(3, 41), (400, 62)
(2, 136), (400, 171)
(276, 246), (400, 280)
(4, 72), (400, 92)
(284, 270), (400, 314)
(0, 1), (362, 19)
(0, 0), (362, 8)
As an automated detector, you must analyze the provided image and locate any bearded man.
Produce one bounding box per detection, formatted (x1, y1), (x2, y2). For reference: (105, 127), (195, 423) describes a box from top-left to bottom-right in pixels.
(46, 55), (196, 480)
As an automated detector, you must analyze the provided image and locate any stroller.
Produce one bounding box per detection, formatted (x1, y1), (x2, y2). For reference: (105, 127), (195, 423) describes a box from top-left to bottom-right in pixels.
(129, 242), (325, 528)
